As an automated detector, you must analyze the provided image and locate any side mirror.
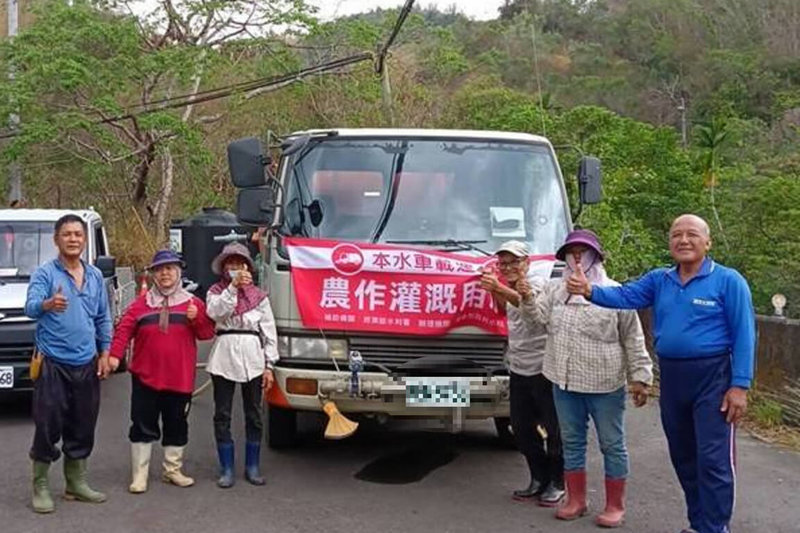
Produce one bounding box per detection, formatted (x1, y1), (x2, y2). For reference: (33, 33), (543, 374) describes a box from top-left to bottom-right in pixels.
(236, 187), (278, 227)
(228, 137), (267, 188)
(577, 156), (602, 205)
(95, 256), (116, 279)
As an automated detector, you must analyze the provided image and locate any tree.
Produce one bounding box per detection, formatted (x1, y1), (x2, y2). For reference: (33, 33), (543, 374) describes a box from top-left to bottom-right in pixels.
(693, 117), (731, 252)
(0, 0), (313, 249)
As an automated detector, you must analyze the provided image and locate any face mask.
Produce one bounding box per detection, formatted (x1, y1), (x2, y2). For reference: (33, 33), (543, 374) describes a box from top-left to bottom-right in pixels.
(566, 250), (598, 273)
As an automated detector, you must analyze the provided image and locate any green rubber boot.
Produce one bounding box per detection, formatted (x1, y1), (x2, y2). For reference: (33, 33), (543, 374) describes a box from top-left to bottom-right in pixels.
(63, 458), (107, 503)
(32, 461), (55, 514)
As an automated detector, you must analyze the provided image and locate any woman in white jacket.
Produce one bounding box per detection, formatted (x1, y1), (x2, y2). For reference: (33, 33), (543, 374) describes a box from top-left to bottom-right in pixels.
(205, 243), (279, 488)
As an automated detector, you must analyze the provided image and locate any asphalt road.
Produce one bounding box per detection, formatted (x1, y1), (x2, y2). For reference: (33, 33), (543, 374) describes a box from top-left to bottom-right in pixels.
(1, 369), (799, 533)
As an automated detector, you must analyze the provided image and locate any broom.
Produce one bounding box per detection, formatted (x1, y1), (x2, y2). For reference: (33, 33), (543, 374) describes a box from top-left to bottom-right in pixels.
(322, 400), (359, 440)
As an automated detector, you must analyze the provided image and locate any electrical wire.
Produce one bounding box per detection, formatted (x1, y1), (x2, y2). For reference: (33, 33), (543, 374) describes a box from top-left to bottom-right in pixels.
(375, 0), (415, 74)
(0, 53), (372, 140)
(0, 1), (418, 139)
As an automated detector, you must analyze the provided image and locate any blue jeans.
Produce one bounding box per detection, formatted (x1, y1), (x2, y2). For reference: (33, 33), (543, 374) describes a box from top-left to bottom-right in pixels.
(552, 385), (629, 479)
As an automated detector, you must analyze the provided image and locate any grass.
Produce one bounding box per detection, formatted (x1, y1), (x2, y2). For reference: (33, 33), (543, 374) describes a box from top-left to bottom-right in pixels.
(743, 389), (800, 451)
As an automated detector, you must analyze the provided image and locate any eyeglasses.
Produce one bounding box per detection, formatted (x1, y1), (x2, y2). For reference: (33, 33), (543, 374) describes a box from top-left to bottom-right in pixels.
(497, 259), (524, 270)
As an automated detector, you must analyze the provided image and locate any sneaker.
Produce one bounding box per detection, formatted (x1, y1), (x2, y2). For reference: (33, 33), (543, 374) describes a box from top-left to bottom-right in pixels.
(537, 483), (566, 507)
(512, 479), (543, 501)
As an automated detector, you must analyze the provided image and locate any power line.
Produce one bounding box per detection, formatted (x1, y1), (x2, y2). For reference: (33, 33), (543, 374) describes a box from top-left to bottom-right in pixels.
(0, 2), (418, 139)
(0, 52), (372, 140)
(98, 53), (373, 124)
(529, 15), (547, 136)
(376, 0), (415, 74)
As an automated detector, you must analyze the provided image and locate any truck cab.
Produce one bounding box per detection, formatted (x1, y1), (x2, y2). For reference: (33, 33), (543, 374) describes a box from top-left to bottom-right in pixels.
(227, 129), (601, 447)
(0, 209), (116, 394)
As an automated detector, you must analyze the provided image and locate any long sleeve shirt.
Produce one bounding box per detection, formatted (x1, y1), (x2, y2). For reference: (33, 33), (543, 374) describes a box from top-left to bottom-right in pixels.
(589, 258), (756, 389)
(504, 274), (548, 377)
(109, 295), (215, 394)
(206, 284), (280, 383)
(525, 278), (653, 393)
(24, 258), (112, 366)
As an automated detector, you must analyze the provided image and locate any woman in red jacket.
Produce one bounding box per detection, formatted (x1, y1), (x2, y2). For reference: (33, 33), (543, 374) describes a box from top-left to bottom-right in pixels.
(110, 250), (215, 493)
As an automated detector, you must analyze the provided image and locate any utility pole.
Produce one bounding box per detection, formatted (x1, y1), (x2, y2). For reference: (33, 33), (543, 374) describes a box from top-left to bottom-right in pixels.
(677, 95), (688, 149)
(7, 0), (22, 206)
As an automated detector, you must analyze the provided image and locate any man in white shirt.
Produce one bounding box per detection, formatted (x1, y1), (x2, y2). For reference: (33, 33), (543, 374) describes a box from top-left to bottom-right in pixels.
(481, 240), (565, 506)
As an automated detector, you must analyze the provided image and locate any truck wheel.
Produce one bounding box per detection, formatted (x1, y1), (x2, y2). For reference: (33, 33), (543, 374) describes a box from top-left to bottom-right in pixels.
(494, 417), (515, 449)
(267, 405), (297, 450)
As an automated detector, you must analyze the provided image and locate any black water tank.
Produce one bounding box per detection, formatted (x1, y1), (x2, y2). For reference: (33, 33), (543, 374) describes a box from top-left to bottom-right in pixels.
(170, 207), (252, 300)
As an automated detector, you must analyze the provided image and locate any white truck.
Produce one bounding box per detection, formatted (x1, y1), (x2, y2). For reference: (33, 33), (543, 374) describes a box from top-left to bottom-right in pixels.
(0, 209), (119, 394)
(226, 129), (602, 447)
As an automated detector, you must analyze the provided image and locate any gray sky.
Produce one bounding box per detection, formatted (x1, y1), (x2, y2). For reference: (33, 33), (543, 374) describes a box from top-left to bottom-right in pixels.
(311, 0), (505, 21)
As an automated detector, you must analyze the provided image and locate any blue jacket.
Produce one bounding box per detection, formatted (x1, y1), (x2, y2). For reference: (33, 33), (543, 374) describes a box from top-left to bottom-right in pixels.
(25, 258), (112, 366)
(589, 258), (755, 389)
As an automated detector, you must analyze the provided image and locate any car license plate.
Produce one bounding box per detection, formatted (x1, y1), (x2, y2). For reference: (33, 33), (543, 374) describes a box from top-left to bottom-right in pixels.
(0, 366), (13, 389)
(405, 377), (470, 407)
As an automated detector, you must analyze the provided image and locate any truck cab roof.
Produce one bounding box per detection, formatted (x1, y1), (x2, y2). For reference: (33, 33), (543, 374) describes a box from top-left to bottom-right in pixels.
(0, 209), (103, 224)
(286, 128), (553, 146)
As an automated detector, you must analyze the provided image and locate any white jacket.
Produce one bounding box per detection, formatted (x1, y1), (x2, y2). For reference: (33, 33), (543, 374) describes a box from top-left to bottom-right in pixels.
(206, 284), (280, 383)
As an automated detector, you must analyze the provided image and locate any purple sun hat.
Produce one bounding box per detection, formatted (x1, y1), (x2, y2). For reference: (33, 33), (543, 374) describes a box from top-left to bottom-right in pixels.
(556, 229), (605, 261)
(147, 249), (185, 270)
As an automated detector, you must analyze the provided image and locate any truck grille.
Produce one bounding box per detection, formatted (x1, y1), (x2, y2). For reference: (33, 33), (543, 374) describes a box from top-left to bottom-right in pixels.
(349, 336), (507, 370)
(0, 308), (27, 319)
(0, 342), (33, 362)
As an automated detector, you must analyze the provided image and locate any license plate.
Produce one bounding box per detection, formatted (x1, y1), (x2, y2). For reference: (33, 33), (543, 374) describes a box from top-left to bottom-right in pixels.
(405, 377), (470, 407)
(0, 366), (13, 389)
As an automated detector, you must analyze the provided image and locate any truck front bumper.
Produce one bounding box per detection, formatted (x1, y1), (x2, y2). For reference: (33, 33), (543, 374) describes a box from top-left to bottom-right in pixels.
(270, 367), (511, 419)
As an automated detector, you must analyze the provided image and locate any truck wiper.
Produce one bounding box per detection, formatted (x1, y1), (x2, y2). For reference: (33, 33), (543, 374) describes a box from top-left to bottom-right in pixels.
(385, 239), (491, 256)
(370, 142), (408, 243)
(287, 141), (322, 236)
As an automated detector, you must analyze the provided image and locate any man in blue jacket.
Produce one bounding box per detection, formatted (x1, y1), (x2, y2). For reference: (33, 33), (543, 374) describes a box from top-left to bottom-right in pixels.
(566, 214), (755, 533)
(25, 214), (116, 513)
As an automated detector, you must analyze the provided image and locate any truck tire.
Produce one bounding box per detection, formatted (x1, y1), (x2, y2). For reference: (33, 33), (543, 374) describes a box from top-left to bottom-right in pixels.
(494, 417), (515, 449)
(267, 405), (297, 450)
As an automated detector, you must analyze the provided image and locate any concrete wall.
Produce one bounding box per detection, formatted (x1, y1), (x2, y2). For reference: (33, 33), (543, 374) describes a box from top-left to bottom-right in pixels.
(638, 310), (800, 388)
(754, 316), (800, 388)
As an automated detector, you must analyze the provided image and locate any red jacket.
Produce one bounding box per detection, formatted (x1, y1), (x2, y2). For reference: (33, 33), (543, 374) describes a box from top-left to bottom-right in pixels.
(110, 295), (215, 394)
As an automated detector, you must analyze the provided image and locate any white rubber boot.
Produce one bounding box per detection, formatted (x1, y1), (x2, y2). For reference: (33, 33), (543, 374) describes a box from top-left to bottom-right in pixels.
(129, 442), (152, 494)
(162, 446), (194, 487)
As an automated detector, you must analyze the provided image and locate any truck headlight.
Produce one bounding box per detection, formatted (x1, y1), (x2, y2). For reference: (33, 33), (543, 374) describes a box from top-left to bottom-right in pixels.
(286, 337), (348, 360)
(277, 335), (289, 358)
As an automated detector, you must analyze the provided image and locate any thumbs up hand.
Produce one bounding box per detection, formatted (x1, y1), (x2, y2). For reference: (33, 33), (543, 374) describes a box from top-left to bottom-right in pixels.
(186, 300), (198, 321)
(566, 257), (592, 298)
(44, 284), (69, 313)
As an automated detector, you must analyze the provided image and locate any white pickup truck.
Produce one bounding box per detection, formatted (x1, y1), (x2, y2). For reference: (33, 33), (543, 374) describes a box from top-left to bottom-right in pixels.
(0, 209), (120, 394)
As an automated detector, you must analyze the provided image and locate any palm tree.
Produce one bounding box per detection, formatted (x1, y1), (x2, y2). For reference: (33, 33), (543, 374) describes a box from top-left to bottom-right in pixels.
(694, 118), (730, 251)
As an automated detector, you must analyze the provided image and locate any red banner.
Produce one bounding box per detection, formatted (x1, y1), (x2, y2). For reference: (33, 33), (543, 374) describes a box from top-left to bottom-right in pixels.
(285, 238), (555, 336)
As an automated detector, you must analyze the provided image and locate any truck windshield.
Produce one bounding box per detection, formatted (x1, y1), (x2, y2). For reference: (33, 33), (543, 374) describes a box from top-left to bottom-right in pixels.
(283, 138), (569, 254)
(0, 222), (59, 277)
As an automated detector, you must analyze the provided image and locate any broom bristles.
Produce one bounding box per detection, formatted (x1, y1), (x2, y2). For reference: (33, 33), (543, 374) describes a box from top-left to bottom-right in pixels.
(322, 401), (359, 440)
